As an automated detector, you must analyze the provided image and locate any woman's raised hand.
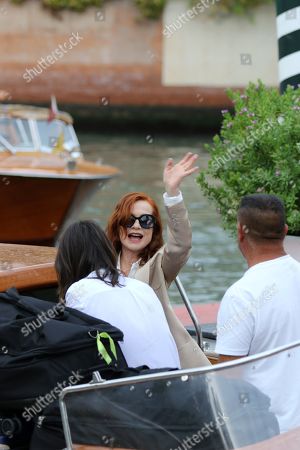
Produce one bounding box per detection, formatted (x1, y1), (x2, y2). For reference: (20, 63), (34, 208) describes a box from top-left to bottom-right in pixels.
(163, 152), (199, 196)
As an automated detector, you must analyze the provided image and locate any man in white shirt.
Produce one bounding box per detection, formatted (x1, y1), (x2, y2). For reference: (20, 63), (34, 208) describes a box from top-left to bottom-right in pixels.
(215, 194), (300, 433)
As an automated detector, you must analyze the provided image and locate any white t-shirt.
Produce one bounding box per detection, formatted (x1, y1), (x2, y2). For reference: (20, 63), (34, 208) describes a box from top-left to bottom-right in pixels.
(66, 272), (180, 370)
(216, 255), (300, 432)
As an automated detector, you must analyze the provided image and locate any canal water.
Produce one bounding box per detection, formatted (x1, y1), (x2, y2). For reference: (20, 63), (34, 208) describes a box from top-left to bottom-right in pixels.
(78, 133), (246, 305)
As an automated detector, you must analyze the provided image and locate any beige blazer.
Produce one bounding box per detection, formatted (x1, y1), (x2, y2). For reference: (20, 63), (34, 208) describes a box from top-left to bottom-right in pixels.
(134, 200), (210, 369)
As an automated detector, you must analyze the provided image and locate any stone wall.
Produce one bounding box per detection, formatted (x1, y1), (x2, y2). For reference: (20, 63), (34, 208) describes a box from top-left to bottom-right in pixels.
(0, 0), (279, 108)
(163, 1), (278, 87)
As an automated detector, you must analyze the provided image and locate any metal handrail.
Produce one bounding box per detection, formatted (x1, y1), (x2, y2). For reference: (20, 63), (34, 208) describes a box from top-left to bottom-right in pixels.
(59, 339), (300, 450)
(175, 276), (203, 349)
(0, 134), (14, 153)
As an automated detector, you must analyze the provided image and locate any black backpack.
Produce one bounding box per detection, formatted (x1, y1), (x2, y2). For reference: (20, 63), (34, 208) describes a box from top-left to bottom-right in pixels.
(0, 289), (176, 449)
(0, 287), (128, 413)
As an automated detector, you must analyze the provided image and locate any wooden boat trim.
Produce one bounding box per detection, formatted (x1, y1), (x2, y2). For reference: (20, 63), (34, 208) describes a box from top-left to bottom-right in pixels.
(0, 264), (57, 291)
(0, 154), (120, 179)
(206, 352), (219, 365)
(0, 169), (119, 180)
(0, 243), (57, 290)
(0, 104), (73, 124)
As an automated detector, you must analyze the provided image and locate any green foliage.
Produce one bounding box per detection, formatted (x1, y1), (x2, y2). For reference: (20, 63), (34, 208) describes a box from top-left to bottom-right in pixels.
(198, 81), (300, 235)
(43, 0), (102, 11)
(195, 0), (273, 16)
(11, 0), (165, 16)
(135, 0), (166, 19)
(10, 0), (272, 16)
(11, 0), (103, 12)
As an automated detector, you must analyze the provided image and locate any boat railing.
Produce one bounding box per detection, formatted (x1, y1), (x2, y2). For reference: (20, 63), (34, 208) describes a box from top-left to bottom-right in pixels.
(175, 276), (203, 349)
(59, 340), (300, 450)
(0, 134), (15, 153)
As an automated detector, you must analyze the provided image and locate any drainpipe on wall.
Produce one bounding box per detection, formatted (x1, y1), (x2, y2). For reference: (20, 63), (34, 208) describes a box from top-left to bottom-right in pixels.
(275, 0), (300, 92)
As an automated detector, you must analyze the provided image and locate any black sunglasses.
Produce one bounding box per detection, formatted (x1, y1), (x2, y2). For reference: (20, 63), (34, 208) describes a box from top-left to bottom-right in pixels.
(126, 214), (156, 229)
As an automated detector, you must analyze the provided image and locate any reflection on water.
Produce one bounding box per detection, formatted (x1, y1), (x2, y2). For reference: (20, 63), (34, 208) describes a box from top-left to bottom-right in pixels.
(78, 133), (246, 305)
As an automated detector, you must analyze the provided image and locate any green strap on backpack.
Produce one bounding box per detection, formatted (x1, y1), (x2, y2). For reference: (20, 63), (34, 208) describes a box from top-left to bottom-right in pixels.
(96, 331), (117, 365)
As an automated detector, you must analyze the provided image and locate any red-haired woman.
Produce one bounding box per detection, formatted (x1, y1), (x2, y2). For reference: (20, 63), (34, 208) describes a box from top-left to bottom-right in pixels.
(107, 153), (210, 369)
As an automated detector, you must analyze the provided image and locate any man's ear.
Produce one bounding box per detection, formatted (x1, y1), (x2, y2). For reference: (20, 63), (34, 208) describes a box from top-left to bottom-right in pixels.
(237, 222), (243, 242)
(237, 222), (248, 242)
(284, 224), (288, 236)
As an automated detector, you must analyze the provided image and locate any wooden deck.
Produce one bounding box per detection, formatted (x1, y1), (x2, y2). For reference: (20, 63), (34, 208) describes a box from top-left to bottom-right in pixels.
(0, 243), (57, 291)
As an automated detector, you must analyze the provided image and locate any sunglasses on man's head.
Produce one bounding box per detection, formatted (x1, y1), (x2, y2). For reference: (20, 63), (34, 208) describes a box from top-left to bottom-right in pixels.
(126, 214), (156, 229)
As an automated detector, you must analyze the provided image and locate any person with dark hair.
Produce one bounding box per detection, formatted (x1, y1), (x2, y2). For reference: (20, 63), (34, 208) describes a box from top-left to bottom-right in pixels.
(55, 220), (180, 369)
(216, 194), (300, 432)
(237, 194), (286, 242)
(107, 153), (210, 369)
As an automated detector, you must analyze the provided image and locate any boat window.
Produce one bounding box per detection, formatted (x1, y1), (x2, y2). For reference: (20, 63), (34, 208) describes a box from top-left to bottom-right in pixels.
(60, 341), (300, 450)
(36, 120), (77, 152)
(0, 117), (33, 151)
(15, 119), (32, 146)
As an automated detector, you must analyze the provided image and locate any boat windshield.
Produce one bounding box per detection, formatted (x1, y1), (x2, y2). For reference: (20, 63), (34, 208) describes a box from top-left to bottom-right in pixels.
(0, 116), (80, 153)
(36, 120), (79, 153)
(0, 117), (33, 151)
(60, 341), (300, 450)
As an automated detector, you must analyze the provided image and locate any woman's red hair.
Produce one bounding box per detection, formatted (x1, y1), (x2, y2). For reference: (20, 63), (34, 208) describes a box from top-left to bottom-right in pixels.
(106, 192), (164, 265)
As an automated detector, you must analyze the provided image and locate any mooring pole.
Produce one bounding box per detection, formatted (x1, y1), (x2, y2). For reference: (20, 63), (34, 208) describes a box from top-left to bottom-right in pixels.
(275, 0), (300, 92)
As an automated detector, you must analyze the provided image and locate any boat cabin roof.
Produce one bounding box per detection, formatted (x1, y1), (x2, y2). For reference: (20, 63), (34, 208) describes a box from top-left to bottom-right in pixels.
(0, 104), (73, 125)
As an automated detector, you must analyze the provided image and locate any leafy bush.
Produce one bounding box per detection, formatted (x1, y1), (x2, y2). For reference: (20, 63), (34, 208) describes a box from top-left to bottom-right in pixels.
(43, 0), (102, 11)
(12, 0), (165, 15)
(10, 0), (272, 16)
(134, 0), (166, 19)
(193, 0), (273, 16)
(11, 0), (103, 12)
(198, 81), (300, 235)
